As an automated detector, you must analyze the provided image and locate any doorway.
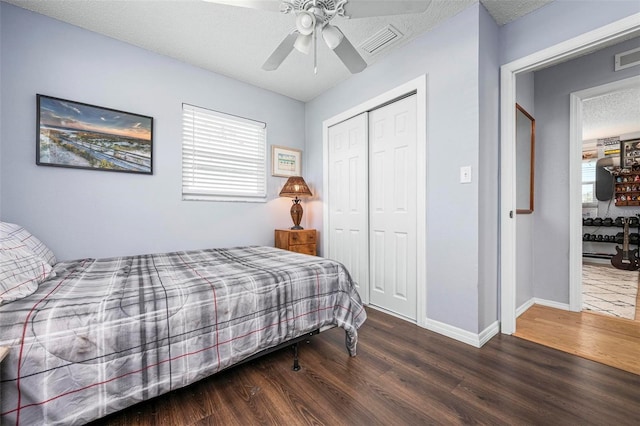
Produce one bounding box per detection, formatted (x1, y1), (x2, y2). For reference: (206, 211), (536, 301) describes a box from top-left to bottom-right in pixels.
(500, 15), (640, 334)
(570, 76), (640, 313)
(512, 66), (640, 374)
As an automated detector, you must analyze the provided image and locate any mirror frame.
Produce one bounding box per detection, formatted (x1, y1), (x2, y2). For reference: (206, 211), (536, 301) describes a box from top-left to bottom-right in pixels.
(515, 103), (535, 214)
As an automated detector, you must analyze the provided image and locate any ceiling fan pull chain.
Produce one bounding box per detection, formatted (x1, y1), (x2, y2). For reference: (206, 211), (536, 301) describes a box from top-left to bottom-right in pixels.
(313, 0), (319, 74)
(313, 25), (318, 74)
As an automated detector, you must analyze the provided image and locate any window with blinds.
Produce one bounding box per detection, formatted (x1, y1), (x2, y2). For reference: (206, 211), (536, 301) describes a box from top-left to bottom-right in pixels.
(182, 104), (267, 202)
(582, 158), (596, 205)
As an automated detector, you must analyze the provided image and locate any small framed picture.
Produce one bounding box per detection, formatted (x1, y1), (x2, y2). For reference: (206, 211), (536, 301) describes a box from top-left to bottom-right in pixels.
(36, 94), (153, 174)
(271, 145), (301, 177)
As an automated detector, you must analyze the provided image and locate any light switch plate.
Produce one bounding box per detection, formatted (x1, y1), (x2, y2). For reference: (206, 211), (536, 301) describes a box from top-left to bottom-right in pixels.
(460, 166), (472, 183)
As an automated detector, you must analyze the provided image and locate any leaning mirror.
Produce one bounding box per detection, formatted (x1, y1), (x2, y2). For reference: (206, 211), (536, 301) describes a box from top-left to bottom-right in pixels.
(516, 103), (535, 214)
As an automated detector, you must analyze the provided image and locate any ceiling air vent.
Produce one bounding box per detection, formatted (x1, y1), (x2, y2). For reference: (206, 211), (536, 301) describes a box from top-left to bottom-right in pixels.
(359, 25), (403, 55)
(615, 46), (640, 71)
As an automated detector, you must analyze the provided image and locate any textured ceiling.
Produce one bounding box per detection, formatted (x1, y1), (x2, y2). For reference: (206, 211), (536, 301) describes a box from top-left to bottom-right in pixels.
(583, 87), (640, 140)
(2, 0), (553, 101)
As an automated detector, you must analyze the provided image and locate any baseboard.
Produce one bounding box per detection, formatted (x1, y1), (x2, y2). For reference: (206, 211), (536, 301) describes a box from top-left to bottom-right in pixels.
(425, 318), (499, 348)
(583, 257), (611, 266)
(368, 304), (500, 348)
(532, 297), (570, 311)
(478, 321), (500, 347)
(366, 304), (414, 323)
(516, 298), (536, 318)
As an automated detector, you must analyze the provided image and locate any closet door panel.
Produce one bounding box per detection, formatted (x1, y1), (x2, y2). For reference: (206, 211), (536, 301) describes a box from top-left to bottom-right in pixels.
(328, 113), (369, 301)
(369, 95), (417, 320)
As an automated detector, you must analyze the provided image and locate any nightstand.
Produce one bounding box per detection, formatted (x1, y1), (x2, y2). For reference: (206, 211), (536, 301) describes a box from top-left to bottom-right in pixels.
(275, 229), (317, 256)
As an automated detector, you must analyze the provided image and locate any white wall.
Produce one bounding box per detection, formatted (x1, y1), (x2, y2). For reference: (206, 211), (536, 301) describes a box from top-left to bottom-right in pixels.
(533, 36), (640, 303)
(0, 4), (306, 260)
(305, 4), (485, 334)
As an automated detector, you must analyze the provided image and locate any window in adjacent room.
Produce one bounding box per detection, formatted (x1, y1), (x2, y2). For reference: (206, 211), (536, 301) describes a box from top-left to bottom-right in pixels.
(182, 104), (267, 202)
(582, 158), (597, 206)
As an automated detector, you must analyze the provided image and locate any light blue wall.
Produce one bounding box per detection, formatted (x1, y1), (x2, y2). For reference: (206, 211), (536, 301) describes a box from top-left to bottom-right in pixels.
(533, 36), (640, 303)
(305, 4), (484, 333)
(500, 0), (640, 65)
(0, 4), (305, 260)
(478, 3), (500, 332)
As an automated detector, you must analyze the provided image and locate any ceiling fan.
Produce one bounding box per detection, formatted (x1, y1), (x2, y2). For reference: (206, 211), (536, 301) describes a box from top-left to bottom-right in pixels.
(205, 1), (431, 74)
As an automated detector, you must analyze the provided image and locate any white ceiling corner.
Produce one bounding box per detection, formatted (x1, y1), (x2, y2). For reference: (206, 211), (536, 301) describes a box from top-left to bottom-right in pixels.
(480, 0), (552, 25)
(582, 87), (640, 141)
(3, 0), (555, 101)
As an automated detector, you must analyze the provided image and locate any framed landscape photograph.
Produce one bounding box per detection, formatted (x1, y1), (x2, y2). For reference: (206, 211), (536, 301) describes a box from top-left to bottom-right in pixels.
(36, 95), (153, 174)
(271, 145), (301, 177)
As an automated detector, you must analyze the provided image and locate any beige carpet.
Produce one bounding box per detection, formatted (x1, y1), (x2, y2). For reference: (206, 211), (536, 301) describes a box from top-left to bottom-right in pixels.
(582, 264), (639, 320)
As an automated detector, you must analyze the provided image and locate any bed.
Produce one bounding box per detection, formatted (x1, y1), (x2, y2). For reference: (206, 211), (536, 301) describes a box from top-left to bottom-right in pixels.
(0, 224), (366, 425)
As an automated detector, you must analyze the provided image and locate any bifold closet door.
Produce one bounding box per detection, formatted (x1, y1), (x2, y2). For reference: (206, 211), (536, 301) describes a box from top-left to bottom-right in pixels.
(327, 113), (370, 302)
(369, 95), (417, 320)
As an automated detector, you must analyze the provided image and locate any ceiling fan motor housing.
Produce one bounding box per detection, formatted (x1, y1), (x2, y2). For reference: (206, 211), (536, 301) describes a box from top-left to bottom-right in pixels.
(292, 0), (338, 13)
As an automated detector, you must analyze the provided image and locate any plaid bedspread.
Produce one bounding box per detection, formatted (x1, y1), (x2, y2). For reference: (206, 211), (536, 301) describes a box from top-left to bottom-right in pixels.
(0, 246), (366, 425)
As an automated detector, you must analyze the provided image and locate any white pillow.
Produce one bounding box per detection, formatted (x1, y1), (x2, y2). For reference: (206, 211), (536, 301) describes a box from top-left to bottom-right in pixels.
(0, 243), (55, 305)
(0, 221), (57, 265)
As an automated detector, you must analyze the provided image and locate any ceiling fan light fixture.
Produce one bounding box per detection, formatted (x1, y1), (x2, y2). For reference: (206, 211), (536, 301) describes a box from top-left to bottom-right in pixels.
(294, 33), (312, 54)
(322, 24), (344, 50)
(295, 11), (316, 35)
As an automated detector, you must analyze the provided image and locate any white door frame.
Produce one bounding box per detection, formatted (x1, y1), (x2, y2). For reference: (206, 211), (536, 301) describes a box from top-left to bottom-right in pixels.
(323, 75), (428, 328)
(569, 75), (640, 311)
(500, 14), (640, 334)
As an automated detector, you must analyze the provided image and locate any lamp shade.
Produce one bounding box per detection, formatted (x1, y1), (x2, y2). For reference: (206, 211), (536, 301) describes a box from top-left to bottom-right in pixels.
(280, 176), (312, 230)
(279, 176), (312, 198)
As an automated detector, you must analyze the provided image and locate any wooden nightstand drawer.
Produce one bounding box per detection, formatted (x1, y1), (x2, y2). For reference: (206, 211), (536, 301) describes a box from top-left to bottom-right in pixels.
(289, 244), (316, 256)
(275, 229), (317, 256)
(289, 230), (316, 245)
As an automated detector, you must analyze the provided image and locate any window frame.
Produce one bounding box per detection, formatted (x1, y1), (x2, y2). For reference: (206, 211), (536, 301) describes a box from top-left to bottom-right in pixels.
(581, 158), (597, 207)
(182, 103), (267, 203)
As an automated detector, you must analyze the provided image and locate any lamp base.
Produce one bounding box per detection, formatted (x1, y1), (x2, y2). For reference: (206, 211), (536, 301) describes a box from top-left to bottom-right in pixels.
(289, 198), (304, 230)
(290, 225), (304, 230)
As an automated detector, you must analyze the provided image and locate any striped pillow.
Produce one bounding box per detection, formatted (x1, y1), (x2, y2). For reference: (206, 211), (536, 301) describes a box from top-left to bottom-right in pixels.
(0, 242), (54, 305)
(0, 221), (57, 265)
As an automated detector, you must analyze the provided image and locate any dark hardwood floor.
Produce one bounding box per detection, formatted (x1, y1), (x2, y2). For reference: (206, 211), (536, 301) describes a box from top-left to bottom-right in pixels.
(92, 308), (640, 425)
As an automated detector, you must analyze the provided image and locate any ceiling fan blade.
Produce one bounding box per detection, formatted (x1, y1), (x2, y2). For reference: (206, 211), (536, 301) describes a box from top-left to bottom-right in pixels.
(342, 0), (431, 18)
(330, 31), (367, 74)
(262, 31), (299, 71)
(201, 0), (282, 13)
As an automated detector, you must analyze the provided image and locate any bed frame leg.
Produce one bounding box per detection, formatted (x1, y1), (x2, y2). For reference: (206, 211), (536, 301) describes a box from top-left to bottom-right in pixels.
(292, 343), (301, 371)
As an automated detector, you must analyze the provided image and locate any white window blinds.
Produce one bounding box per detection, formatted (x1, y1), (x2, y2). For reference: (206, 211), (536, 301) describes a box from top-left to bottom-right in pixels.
(582, 159), (596, 205)
(182, 104), (267, 202)
(582, 159), (596, 183)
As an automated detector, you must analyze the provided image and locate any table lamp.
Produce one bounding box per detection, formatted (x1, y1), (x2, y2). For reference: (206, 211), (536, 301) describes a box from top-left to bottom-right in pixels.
(279, 176), (312, 230)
